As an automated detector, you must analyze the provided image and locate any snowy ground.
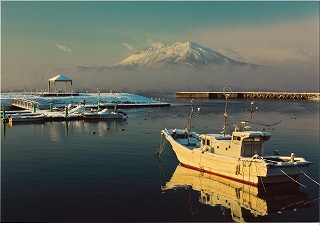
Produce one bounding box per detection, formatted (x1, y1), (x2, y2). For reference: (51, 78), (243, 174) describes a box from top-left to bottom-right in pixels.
(1, 92), (170, 109)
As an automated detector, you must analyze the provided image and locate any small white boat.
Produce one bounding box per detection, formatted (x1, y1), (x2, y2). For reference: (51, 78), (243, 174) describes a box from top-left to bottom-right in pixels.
(160, 87), (313, 186)
(3, 113), (46, 123)
(68, 104), (127, 120)
(83, 108), (126, 120)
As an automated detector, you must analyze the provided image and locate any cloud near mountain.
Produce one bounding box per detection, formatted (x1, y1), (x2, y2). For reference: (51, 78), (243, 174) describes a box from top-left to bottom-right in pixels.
(73, 41), (318, 94)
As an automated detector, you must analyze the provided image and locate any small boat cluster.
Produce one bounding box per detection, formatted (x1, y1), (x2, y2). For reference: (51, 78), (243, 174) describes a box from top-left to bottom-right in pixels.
(1, 104), (127, 124)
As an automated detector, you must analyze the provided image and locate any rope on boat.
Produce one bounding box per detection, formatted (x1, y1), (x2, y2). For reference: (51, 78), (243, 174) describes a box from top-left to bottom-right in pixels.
(156, 133), (167, 156)
(256, 163), (267, 193)
(293, 164), (320, 186)
(279, 169), (307, 189)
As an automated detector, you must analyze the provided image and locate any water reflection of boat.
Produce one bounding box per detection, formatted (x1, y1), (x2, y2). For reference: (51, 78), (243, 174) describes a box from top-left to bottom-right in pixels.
(162, 164), (309, 222)
(160, 87), (313, 186)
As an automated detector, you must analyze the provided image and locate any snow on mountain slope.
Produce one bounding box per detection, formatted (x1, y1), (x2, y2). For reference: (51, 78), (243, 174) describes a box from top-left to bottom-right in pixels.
(110, 41), (249, 69)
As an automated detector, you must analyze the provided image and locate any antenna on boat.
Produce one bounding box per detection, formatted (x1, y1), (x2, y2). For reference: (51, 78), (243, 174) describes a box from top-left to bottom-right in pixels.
(184, 99), (194, 132)
(246, 101), (258, 122)
(222, 86), (232, 136)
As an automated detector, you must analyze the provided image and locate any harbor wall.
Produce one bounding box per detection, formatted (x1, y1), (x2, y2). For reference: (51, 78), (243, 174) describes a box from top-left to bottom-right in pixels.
(176, 92), (320, 100)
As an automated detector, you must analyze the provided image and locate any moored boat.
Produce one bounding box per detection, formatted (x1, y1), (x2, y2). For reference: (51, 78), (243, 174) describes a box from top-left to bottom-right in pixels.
(3, 113), (46, 123)
(67, 104), (127, 120)
(82, 108), (127, 120)
(160, 87), (314, 186)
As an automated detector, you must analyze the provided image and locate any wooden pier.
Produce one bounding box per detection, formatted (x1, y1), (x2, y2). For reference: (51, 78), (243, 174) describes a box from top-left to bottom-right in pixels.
(9, 97), (170, 111)
(11, 98), (40, 112)
(176, 92), (320, 100)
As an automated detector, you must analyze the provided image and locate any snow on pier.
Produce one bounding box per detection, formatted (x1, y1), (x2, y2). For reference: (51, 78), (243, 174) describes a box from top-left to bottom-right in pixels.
(176, 92), (320, 100)
(1, 92), (170, 110)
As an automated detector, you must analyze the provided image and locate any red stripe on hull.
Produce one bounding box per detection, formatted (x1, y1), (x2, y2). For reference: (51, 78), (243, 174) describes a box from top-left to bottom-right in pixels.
(180, 163), (259, 187)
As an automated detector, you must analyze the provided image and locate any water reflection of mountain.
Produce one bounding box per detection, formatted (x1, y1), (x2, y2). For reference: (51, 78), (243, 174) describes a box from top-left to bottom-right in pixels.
(162, 164), (310, 222)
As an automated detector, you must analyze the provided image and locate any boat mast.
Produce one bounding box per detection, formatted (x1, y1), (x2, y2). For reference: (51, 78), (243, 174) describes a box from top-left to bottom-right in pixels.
(223, 86), (232, 136)
(184, 99), (194, 132)
(246, 101), (258, 123)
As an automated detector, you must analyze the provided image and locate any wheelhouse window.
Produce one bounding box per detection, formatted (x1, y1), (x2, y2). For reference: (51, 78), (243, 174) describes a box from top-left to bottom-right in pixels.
(233, 136), (241, 141)
(241, 137), (263, 157)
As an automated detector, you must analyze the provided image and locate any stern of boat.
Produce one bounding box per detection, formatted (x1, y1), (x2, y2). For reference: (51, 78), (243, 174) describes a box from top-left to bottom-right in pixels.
(258, 155), (314, 184)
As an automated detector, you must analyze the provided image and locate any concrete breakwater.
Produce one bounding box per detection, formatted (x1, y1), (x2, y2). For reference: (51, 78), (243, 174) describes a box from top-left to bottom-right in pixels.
(176, 92), (320, 100)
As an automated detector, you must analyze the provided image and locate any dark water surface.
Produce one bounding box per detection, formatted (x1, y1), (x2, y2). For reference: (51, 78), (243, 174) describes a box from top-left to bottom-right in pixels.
(1, 95), (319, 222)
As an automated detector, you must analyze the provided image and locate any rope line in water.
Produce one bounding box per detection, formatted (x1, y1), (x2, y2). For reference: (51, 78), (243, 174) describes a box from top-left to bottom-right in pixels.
(280, 169), (306, 188)
(294, 164), (320, 186)
(279, 197), (320, 213)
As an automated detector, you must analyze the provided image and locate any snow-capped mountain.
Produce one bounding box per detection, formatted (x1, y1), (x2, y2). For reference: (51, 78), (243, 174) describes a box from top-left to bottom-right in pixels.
(76, 41), (257, 72)
(109, 41), (251, 69)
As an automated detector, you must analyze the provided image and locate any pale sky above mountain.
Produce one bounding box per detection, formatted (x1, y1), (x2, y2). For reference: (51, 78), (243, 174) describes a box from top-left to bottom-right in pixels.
(1, 1), (319, 92)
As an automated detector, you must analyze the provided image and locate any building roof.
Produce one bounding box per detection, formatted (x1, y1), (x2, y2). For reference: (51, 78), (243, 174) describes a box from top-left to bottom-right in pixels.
(49, 75), (72, 82)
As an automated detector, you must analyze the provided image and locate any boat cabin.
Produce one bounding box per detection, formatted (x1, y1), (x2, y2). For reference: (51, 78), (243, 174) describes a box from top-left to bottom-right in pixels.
(199, 131), (272, 158)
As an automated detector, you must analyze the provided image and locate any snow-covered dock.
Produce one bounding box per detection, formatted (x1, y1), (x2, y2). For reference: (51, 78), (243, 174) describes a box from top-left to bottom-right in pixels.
(1, 106), (128, 123)
(1, 92), (170, 110)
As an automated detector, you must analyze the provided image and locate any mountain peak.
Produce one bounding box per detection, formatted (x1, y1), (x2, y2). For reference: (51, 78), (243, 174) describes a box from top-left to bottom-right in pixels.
(108, 41), (251, 70)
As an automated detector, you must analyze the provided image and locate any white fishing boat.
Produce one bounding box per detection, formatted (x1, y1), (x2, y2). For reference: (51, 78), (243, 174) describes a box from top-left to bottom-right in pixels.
(160, 87), (313, 186)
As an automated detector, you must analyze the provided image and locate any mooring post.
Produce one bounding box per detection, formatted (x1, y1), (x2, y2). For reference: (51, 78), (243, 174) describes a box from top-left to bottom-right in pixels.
(65, 106), (68, 117)
(1, 105), (5, 118)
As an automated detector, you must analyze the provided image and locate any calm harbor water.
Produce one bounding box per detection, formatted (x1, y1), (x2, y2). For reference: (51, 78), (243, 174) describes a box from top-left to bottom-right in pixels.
(1, 95), (319, 222)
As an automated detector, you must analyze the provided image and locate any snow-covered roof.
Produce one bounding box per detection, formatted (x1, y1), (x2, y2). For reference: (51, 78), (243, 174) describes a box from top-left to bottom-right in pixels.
(49, 75), (72, 82)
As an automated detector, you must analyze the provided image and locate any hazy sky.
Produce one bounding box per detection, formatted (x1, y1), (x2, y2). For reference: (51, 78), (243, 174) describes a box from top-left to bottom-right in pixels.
(1, 1), (319, 93)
